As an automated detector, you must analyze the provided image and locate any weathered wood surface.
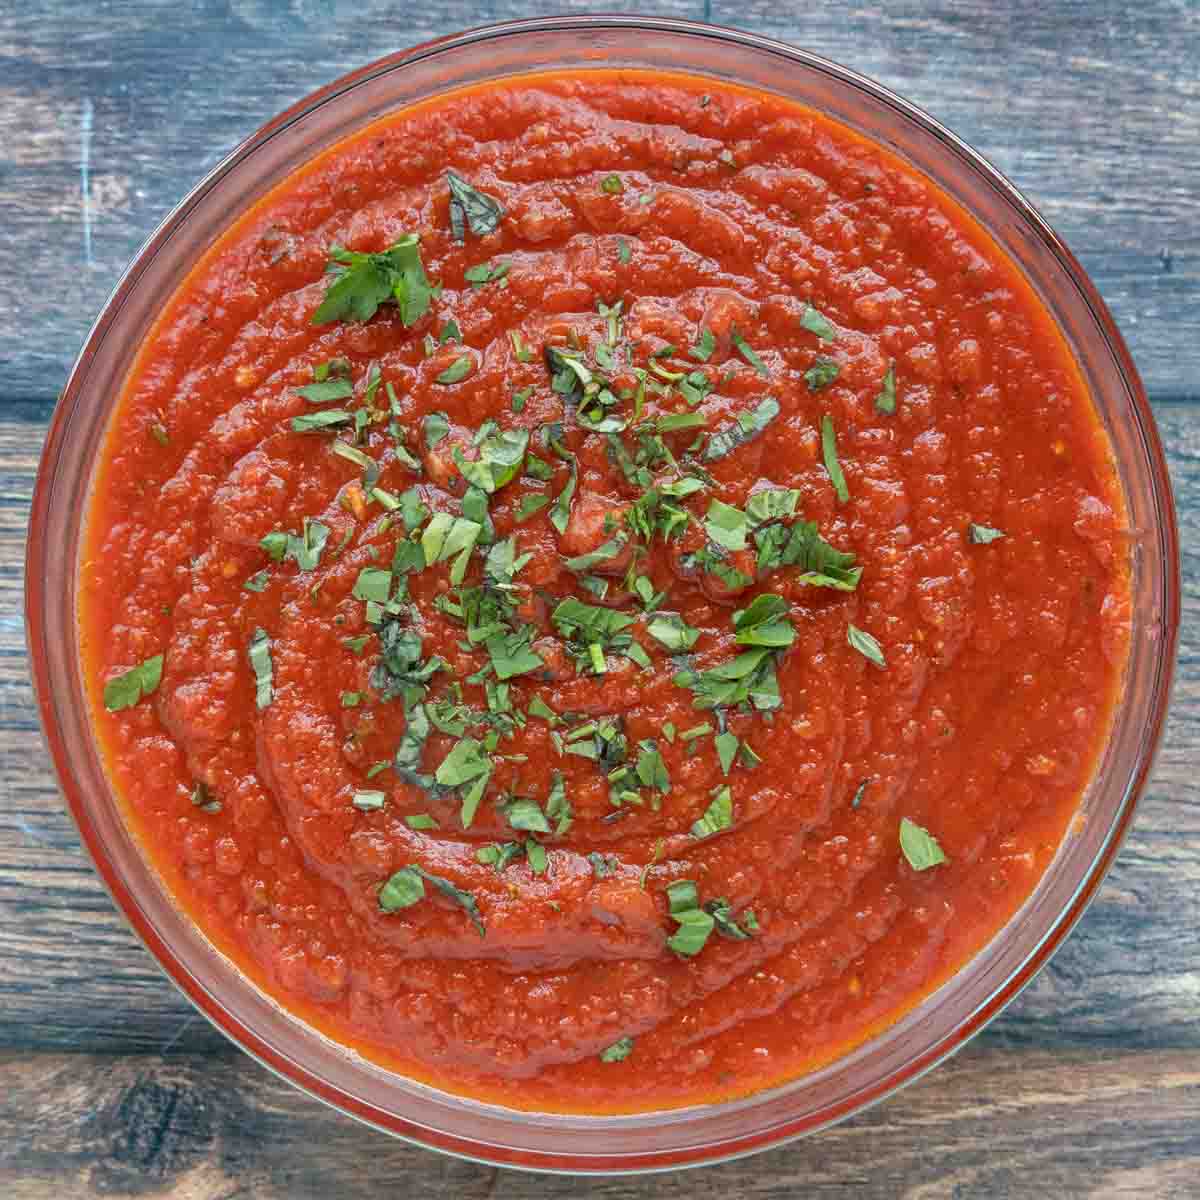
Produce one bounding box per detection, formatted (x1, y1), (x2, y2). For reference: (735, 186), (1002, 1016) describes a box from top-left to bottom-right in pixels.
(0, 0), (1197, 1195)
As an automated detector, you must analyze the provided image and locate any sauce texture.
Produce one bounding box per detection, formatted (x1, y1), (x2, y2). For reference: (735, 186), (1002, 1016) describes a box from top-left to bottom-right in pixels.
(81, 70), (1130, 1113)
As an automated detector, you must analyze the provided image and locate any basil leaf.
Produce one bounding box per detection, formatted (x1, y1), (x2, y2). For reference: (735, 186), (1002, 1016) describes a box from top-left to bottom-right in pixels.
(600, 1036), (634, 1062)
(546, 771), (572, 836)
(805, 356), (840, 391)
(967, 522), (1005, 544)
(352, 567), (392, 603)
(848, 623), (886, 668)
(900, 817), (947, 871)
(455, 428), (529, 495)
(516, 494), (550, 522)
(436, 356), (473, 385)
(821, 414), (850, 503)
(502, 797), (551, 834)
(692, 784), (733, 837)
(800, 303), (837, 341)
(552, 597), (637, 643)
(549, 456), (577, 536)
(378, 867), (424, 912)
(646, 612), (700, 652)
(417, 867), (486, 935)
(714, 733), (739, 776)
(635, 740), (670, 793)
(485, 628), (544, 680)
(312, 235), (432, 327)
(446, 171), (504, 238)
(405, 813), (438, 829)
(731, 331), (769, 378)
(352, 790), (386, 812)
(667, 900), (715, 957)
(243, 570), (271, 593)
(657, 411), (707, 433)
(703, 397), (779, 462)
(248, 629), (273, 710)
(526, 840), (548, 875)
(705, 897), (752, 940)
(852, 779), (869, 809)
(563, 533), (627, 573)
(617, 237), (632, 264)
(875, 361), (897, 414)
(745, 487), (800, 525)
(291, 409), (353, 433)
(528, 695), (559, 724)
(690, 328), (716, 362)
(103, 653), (165, 712)
(295, 378), (353, 403)
(436, 737), (492, 788)
(732, 594), (795, 648)
(423, 412), (451, 450)
(704, 499), (748, 552)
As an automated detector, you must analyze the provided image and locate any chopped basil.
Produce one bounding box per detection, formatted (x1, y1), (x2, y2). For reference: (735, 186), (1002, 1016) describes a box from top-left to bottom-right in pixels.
(635, 740), (670, 794)
(446, 171), (504, 239)
(967, 522), (1005, 544)
(714, 733), (739, 776)
(821, 414), (850, 503)
(875, 361), (897, 414)
(805, 356), (840, 391)
(515, 494), (550, 522)
(352, 789), (386, 812)
(745, 487), (800, 525)
(900, 817), (947, 871)
(702, 397), (779, 462)
(455, 428), (529, 495)
(646, 612), (700, 652)
(731, 331), (769, 378)
(705, 897), (753, 940)
(666, 880), (716, 957)
(852, 779), (869, 809)
(191, 781), (221, 814)
(588, 851), (617, 877)
(436, 356), (473, 385)
(311, 235), (432, 327)
(563, 533), (627, 573)
(436, 736), (492, 790)
(657, 411), (707, 434)
(754, 518), (861, 590)
(526, 841), (548, 875)
(405, 813), (438, 830)
(464, 259), (510, 288)
(341, 691), (362, 707)
(291, 409), (353, 433)
(242, 570), (270, 593)
(103, 653), (164, 712)
(512, 385), (532, 413)
(485, 626), (544, 680)
(546, 771), (571, 836)
(600, 1036), (634, 1063)
(691, 784), (733, 838)
(674, 647), (781, 713)
(295, 378), (353, 403)
(704, 499), (748, 552)
(600, 173), (624, 195)
(501, 796), (552, 834)
(617, 237), (632, 264)
(510, 330), (533, 362)
(528, 695), (559, 724)
(423, 411), (451, 450)
(732, 594), (795, 648)
(800, 303), (837, 341)
(421, 514), (482, 585)
(352, 566), (392, 603)
(549, 455), (577, 535)
(378, 865), (485, 935)
(248, 628), (273, 709)
(552, 597), (637, 645)
(847, 623), (886, 668)
(690, 328), (716, 362)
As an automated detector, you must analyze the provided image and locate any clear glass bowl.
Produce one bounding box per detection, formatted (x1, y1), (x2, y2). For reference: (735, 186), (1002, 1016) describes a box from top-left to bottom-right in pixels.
(26, 15), (1179, 1174)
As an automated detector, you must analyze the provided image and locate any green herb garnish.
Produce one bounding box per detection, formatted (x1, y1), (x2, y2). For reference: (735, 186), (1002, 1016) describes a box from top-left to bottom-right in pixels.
(691, 784), (733, 838)
(821, 414), (850, 503)
(248, 628), (273, 709)
(702, 397), (779, 462)
(967, 523), (1005, 544)
(446, 171), (504, 239)
(847, 623), (885, 668)
(899, 818), (947, 871)
(103, 654), (164, 712)
(311, 235), (432, 327)
(875, 361), (897, 414)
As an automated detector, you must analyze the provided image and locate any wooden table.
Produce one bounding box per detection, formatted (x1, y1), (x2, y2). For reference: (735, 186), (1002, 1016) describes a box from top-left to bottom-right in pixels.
(2, 2), (1197, 1194)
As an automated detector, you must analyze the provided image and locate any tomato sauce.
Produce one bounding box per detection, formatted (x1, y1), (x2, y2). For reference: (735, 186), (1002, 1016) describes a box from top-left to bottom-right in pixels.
(80, 70), (1130, 1113)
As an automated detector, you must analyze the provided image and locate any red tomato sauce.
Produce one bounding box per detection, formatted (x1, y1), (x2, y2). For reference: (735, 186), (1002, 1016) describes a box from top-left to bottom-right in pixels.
(81, 70), (1130, 1113)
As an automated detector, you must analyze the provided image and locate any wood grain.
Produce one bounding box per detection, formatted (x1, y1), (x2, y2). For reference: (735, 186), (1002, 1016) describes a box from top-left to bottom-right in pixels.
(0, 1), (1197, 401)
(0, 1047), (1197, 1197)
(1, 0), (1198, 1193)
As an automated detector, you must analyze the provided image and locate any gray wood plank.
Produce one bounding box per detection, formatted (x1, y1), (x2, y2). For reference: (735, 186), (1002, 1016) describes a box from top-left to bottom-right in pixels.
(0, 1), (1197, 400)
(2, 402), (1197, 1057)
(0, 1046), (1196, 1196)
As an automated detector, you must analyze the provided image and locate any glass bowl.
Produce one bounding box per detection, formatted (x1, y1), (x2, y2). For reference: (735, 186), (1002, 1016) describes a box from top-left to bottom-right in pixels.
(26, 14), (1179, 1174)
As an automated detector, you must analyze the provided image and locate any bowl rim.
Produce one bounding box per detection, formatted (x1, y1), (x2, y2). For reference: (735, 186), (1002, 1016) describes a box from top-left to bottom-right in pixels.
(26, 13), (1181, 1174)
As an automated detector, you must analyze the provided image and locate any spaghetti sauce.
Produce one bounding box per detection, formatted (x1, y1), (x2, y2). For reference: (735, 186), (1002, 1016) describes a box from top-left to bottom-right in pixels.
(81, 71), (1130, 1112)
